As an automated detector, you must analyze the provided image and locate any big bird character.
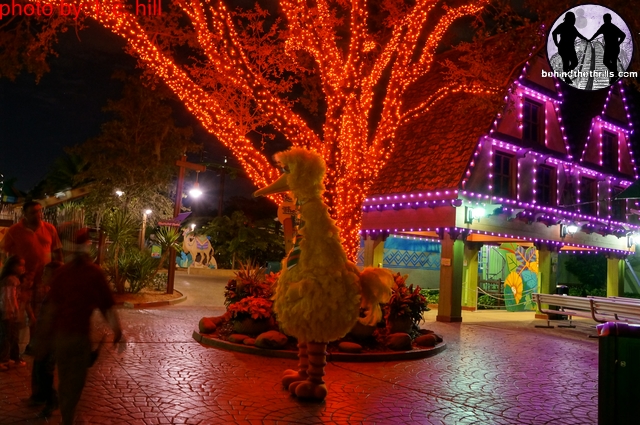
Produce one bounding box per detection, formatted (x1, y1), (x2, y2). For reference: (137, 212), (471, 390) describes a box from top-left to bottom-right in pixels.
(254, 147), (394, 401)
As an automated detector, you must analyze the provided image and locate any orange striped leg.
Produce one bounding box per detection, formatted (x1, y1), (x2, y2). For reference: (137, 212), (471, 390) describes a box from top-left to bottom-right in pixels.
(291, 341), (327, 401)
(282, 342), (308, 390)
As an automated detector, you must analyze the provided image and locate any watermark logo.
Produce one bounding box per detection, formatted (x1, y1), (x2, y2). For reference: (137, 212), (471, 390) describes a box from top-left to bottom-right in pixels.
(545, 4), (634, 90)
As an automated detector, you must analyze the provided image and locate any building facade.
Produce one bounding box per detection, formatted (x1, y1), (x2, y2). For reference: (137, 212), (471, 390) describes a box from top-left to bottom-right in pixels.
(362, 52), (638, 322)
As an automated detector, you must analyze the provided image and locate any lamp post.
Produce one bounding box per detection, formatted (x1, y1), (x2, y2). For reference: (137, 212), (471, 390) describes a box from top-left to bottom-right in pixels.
(140, 209), (152, 250)
(166, 155), (206, 294)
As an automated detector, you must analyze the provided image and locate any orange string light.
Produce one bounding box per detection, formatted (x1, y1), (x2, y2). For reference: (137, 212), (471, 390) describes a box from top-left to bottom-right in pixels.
(26, 0), (489, 260)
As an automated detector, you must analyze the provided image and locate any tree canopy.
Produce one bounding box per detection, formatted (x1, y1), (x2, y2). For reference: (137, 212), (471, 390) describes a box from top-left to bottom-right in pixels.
(69, 72), (198, 226)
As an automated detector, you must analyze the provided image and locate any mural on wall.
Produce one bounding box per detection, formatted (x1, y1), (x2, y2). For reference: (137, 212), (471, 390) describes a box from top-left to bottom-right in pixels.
(499, 243), (538, 311)
(179, 230), (217, 269)
(383, 236), (441, 269)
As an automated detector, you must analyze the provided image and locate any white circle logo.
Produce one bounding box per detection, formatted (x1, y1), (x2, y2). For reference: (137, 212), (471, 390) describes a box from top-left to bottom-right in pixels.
(546, 5), (634, 90)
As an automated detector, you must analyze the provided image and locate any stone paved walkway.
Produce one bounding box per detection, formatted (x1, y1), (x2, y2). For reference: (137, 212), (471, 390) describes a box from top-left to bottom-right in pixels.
(0, 272), (600, 424)
(0, 305), (599, 424)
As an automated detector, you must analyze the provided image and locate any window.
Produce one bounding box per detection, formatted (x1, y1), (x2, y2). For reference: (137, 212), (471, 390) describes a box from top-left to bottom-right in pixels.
(611, 187), (627, 221)
(523, 99), (543, 145)
(579, 177), (597, 216)
(493, 152), (514, 199)
(602, 131), (618, 170)
(536, 165), (556, 205)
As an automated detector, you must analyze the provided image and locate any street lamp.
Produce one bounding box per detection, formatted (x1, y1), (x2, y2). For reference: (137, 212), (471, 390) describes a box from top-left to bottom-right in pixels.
(189, 171), (203, 198)
(166, 155), (206, 294)
(140, 209), (152, 250)
(115, 189), (124, 197)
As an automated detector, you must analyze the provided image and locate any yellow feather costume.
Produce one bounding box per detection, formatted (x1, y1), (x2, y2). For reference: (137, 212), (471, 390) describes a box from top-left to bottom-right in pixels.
(272, 149), (361, 342)
(254, 148), (394, 400)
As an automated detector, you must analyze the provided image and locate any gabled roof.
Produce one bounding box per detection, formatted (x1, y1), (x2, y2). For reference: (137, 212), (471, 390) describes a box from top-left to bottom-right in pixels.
(368, 53), (498, 196)
(369, 49), (638, 197)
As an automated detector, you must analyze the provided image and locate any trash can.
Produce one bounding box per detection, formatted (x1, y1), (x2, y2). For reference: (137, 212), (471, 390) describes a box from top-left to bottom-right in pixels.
(547, 285), (569, 320)
(597, 322), (640, 425)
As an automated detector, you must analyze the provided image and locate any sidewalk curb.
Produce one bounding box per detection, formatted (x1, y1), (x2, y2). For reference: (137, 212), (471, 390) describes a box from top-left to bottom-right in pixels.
(192, 331), (446, 362)
(123, 291), (187, 309)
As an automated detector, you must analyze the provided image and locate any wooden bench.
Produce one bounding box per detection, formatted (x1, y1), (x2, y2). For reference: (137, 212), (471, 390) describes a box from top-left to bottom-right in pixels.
(533, 294), (596, 328)
(591, 298), (640, 324)
(533, 293), (640, 329)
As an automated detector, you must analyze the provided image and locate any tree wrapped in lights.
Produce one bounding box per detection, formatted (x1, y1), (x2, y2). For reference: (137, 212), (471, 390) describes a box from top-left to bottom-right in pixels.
(21, 0), (502, 258)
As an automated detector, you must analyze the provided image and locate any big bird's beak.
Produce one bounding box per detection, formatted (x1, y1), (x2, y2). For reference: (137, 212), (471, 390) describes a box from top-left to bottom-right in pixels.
(253, 172), (290, 197)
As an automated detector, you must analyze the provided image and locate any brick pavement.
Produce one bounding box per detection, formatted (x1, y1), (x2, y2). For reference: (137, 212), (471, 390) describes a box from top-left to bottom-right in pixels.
(0, 304), (599, 425)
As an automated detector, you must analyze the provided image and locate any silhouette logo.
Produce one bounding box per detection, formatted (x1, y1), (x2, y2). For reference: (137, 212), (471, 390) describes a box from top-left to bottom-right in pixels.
(545, 5), (634, 90)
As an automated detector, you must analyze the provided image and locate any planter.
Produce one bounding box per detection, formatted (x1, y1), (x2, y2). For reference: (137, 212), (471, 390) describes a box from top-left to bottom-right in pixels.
(387, 316), (413, 333)
(233, 317), (271, 335)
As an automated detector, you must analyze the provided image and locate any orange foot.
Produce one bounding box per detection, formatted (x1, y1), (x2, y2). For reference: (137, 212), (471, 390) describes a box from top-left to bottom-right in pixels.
(281, 369), (307, 389)
(292, 380), (327, 401)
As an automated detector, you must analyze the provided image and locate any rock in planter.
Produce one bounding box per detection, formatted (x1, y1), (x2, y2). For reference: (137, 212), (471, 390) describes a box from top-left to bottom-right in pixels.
(211, 314), (230, 326)
(418, 329), (443, 343)
(228, 334), (250, 344)
(255, 331), (288, 349)
(198, 317), (217, 334)
(386, 333), (412, 351)
(338, 342), (363, 353)
(349, 321), (377, 339)
(415, 334), (438, 347)
(243, 338), (256, 346)
(233, 318), (271, 335)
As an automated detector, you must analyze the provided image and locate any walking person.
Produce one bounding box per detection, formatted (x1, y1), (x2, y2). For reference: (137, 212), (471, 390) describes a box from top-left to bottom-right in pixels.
(0, 255), (27, 370)
(28, 261), (63, 418)
(552, 12), (589, 84)
(47, 228), (123, 424)
(589, 13), (626, 84)
(1, 201), (63, 352)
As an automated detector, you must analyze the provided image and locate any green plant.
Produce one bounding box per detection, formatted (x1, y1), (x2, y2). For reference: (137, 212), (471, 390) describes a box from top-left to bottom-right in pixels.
(203, 211), (284, 269)
(477, 294), (498, 308)
(103, 209), (139, 294)
(227, 296), (274, 320)
(151, 273), (168, 292)
(152, 225), (182, 277)
(420, 289), (439, 305)
(384, 273), (429, 327)
(224, 260), (276, 306)
(117, 249), (159, 293)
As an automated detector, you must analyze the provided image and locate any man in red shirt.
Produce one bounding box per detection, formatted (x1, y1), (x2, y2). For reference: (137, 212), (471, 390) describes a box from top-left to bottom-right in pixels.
(2, 201), (64, 273)
(1, 201), (63, 349)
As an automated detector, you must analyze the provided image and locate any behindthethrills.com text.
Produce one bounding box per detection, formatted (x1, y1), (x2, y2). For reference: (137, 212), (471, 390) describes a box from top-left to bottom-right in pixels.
(0, 0), (162, 20)
(541, 70), (638, 79)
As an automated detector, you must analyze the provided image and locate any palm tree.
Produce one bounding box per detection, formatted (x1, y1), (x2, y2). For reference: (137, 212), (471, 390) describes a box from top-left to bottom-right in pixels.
(103, 209), (138, 294)
(152, 225), (182, 278)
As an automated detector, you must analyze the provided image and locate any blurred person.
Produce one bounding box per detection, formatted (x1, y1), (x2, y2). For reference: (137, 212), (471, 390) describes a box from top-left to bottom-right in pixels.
(47, 228), (122, 424)
(18, 272), (36, 355)
(0, 255), (27, 369)
(28, 261), (63, 417)
(1, 201), (63, 351)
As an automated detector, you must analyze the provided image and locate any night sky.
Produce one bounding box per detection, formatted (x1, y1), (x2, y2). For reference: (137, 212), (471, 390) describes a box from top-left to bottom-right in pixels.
(0, 22), (257, 215)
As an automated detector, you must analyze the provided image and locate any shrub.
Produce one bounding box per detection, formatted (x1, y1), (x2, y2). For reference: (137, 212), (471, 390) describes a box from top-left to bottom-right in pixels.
(152, 273), (168, 292)
(224, 261), (276, 306)
(420, 289), (439, 305)
(384, 273), (429, 327)
(118, 249), (159, 293)
(227, 296), (274, 320)
(478, 294), (498, 308)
